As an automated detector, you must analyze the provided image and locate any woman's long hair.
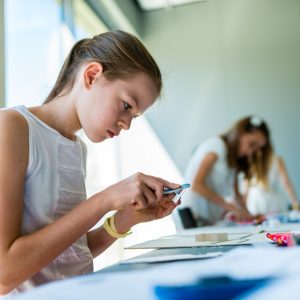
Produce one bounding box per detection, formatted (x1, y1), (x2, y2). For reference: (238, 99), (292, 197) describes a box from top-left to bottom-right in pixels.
(220, 116), (273, 187)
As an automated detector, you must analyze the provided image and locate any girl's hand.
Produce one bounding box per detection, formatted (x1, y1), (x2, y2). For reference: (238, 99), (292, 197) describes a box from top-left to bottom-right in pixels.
(100, 172), (180, 211)
(132, 195), (182, 224)
(114, 194), (182, 229)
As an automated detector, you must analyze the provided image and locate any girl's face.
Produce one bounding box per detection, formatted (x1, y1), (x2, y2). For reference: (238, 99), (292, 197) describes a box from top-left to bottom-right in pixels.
(238, 130), (267, 158)
(77, 65), (158, 142)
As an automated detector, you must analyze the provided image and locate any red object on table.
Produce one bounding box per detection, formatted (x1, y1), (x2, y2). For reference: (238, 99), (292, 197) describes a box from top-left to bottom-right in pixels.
(266, 232), (294, 246)
(227, 214), (266, 225)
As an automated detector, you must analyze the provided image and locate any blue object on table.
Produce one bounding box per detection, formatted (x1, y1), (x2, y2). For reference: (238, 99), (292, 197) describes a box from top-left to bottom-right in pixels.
(154, 276), (271, 300)
(266, 212), (300, 224)
(163, 183), (190, 195)
(276, 215), (300, 223)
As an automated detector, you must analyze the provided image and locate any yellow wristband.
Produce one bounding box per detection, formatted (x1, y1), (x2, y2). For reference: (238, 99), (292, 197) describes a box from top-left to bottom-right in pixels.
(103, 215), (132, 239)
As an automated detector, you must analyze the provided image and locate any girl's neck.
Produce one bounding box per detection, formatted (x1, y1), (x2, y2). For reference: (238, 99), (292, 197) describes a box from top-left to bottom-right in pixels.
(29, 96), (81, 141)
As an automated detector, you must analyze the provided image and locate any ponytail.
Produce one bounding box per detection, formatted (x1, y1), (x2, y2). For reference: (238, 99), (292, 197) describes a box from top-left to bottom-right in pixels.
(44, 31), (162, 103)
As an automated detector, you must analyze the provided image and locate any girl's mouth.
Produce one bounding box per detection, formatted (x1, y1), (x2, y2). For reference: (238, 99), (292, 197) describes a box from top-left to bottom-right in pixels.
(107, 129), (120, 138)
(107, 130), (115, 138)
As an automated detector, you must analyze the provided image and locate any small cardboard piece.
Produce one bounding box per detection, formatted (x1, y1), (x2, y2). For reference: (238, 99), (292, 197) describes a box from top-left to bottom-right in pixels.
(195, 233), (228, 242)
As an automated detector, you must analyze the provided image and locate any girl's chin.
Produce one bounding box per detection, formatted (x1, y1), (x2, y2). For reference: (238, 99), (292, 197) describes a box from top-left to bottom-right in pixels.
(87, 133), (106, 143)
(85, 130), (112, 143)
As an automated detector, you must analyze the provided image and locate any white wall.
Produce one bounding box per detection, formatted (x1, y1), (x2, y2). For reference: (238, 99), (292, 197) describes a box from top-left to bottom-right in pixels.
(142, 0), (300, 195)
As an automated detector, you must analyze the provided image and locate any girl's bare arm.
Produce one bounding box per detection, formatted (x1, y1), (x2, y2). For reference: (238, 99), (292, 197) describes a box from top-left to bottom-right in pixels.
(0, 111), (111, 294)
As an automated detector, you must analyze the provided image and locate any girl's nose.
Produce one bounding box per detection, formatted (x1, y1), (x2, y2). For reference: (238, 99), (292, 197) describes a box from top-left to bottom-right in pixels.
(118, 117), (132, 131)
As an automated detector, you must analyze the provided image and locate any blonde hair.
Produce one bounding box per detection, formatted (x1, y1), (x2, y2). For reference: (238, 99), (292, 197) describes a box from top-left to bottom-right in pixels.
(221, 116), (273, 187)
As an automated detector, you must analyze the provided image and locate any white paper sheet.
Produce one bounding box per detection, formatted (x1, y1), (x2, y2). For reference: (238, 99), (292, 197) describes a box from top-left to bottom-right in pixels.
(126, 232), (269, 249)
(120, 252), (223, 264)
(127, 223), (300, 249)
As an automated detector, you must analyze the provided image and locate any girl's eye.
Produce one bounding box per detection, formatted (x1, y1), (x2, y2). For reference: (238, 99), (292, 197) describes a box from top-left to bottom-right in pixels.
(123, 101), (132, 111)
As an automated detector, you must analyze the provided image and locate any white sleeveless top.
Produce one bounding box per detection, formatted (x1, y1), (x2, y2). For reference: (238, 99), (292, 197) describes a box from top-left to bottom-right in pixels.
(2, 106), (93, 298)
(182, 137), (235, 224)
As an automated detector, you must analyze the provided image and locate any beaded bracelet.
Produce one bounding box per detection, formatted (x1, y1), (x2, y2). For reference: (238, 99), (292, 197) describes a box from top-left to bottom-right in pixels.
(103, 214), (132, 239)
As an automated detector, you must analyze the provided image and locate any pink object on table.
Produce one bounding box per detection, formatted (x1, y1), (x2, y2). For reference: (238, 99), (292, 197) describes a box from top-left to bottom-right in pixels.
(266, 232), (294, 246)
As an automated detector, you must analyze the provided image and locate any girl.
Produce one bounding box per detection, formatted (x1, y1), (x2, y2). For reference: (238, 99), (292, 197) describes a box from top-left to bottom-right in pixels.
(181, 116), (271, 226)
(0, 30), (181, 297)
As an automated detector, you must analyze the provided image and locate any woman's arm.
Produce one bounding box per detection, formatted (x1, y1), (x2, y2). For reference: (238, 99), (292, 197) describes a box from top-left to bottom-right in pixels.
(277, 157), (299, 210)
(192, 153), (250, 218)
(234, 175), (250, 212)
(192, 153), (232, 210)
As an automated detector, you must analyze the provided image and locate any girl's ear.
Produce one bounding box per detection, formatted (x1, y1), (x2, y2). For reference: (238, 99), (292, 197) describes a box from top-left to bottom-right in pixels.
(84, 62), (104, 89)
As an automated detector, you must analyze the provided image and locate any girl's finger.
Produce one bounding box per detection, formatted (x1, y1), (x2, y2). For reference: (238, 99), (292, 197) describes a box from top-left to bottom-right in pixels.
(136, 175), (164, 200)
(162, 194), (176, 201)
(132, 193), (148, 210)
(148, 175), (180, 190)
(161, 202), (176, 218)
(141, 184), (157, 207)
(142, 175), (180, 200)
(176, 199), (182, 206)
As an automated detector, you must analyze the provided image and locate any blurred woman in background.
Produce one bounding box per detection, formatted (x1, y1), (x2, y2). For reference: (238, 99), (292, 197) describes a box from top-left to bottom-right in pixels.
(181, 115), (272, 226)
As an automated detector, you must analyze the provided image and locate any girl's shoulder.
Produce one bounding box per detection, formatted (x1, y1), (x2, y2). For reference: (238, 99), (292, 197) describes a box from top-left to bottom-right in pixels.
(0, 108), (29, 137)
(0, 108), (29, 170)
